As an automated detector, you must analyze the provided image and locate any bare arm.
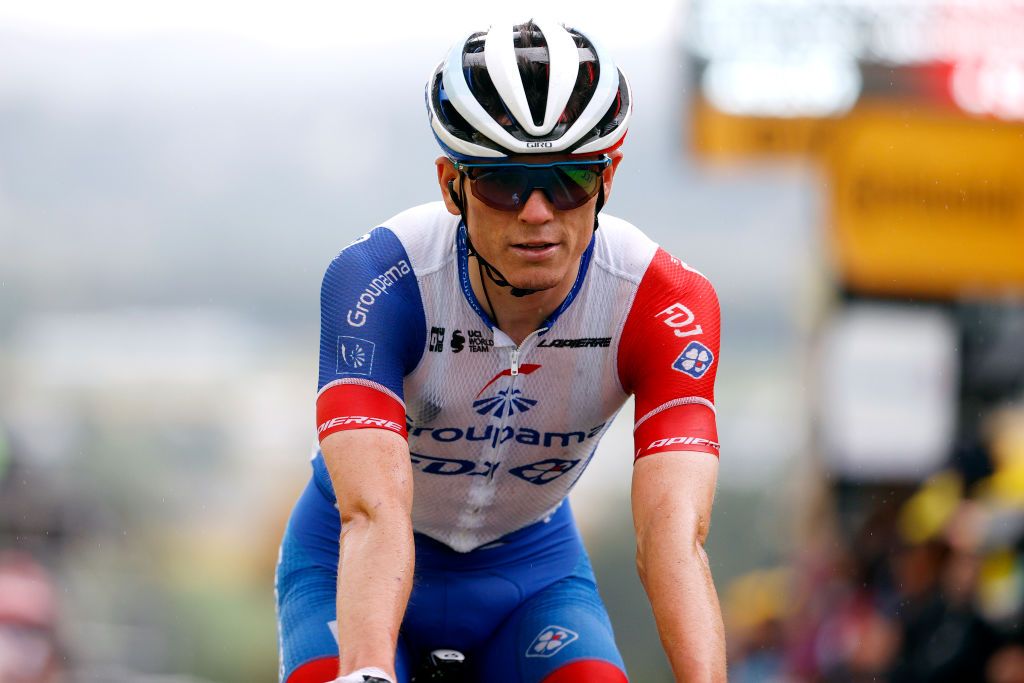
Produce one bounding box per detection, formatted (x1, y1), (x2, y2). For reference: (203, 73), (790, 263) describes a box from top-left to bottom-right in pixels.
(632, 451), (725, 682)
(322, 428), (414, 681)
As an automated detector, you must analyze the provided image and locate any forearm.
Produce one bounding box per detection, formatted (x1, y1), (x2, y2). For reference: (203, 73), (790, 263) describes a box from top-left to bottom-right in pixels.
(336, 507), (414, 678)
(321, 429), (414, 680)
(637, 523), (726, 682)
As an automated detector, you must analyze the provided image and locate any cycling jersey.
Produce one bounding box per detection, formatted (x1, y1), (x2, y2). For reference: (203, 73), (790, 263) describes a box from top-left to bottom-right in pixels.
(314, 202), (721, 553)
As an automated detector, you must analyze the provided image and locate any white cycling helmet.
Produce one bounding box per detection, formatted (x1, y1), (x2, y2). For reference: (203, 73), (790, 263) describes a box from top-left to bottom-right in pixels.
(426, 20), (633, 160)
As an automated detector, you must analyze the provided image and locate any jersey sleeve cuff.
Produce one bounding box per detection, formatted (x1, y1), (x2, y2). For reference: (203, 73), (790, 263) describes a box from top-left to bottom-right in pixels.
(316, 380), (407, 442)
(633, 399), (719, 460)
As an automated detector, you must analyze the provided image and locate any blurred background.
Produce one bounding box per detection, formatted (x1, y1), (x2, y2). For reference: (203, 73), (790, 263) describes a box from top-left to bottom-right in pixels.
(2, 0), (1023, 681)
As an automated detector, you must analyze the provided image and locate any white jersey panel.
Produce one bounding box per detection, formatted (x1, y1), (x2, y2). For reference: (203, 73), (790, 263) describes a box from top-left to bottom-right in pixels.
(394, 204), (653, 551)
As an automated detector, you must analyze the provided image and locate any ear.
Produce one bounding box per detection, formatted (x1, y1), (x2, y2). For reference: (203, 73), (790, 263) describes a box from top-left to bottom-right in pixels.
(436, 157), (462, 216)
(601, 150), (624, 203)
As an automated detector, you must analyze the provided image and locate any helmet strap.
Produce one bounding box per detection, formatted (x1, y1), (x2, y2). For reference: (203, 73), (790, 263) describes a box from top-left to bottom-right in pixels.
(477, 258), (500, 328)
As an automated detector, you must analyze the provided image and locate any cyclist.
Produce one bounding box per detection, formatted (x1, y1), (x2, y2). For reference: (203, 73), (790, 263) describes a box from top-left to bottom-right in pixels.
(277, 20), (725, 683)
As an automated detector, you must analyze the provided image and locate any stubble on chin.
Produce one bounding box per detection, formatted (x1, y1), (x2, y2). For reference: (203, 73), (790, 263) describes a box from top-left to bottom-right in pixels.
(505, 271), (563, 293)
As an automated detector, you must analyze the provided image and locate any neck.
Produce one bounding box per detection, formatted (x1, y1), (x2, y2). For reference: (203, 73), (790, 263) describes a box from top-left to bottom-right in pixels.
(469, 258), (581, 345)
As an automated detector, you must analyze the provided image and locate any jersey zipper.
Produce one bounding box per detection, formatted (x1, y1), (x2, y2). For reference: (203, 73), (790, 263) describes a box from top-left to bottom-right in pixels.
(509, 328), (546, 376)
(485, 327), (548, 469)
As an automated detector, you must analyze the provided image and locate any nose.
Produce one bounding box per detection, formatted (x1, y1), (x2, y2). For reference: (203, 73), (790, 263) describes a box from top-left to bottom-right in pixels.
(517, 189), (555, 224)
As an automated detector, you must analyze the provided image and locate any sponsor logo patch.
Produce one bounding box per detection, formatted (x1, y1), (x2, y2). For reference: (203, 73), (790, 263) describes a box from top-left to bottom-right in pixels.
(473, 388), (538, 417)
(525, 625), (579, 657)
(509, 458), (581, 485)
(672, 341), (714, 379)
(451, 329), (466, 353)
(429, 326), (445, 352)
(336, 336), (375, 375)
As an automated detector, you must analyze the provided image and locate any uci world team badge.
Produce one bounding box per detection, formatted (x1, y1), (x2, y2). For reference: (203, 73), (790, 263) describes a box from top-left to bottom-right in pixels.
(672, 341), (714, 379)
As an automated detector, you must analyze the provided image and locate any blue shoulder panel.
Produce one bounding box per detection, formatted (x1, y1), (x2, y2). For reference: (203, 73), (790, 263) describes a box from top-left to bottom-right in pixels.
(318, 227), (427, 398)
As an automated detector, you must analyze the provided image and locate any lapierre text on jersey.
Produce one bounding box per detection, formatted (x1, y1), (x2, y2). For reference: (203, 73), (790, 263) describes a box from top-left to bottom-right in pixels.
(346, 259), (412, 327)
(318, 415), (405, 435)
(537, 337), (611, 348)
(635, 435), (721, 458)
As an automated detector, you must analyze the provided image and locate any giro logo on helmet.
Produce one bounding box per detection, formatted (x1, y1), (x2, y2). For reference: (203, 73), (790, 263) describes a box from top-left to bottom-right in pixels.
(526, 142), (554, 148)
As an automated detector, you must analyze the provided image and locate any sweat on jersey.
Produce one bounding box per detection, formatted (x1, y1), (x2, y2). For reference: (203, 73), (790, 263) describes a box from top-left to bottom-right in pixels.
(314, 203), (720, 552)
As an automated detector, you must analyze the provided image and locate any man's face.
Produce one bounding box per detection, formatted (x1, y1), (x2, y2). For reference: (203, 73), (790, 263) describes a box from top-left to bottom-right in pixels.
(437, 152), (622, 294)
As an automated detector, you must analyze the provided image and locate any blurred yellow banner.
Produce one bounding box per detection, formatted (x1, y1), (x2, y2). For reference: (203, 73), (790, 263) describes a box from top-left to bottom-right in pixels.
(827, 104), (1024, 298)
(690, 96), (836, 159)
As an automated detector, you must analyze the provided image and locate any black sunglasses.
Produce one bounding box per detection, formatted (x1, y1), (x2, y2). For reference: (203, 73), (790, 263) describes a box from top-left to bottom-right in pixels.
(454, 156), (611, 212)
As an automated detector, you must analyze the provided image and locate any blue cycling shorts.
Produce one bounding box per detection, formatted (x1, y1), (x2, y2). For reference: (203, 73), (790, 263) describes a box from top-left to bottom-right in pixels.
(276, 476), (627, 682)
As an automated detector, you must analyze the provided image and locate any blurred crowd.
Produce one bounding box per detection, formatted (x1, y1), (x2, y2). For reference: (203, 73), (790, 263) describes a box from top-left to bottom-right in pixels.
(0, 551), (63, 682)
(726, 406), (1024, 683)
(0, 427), (65, 682)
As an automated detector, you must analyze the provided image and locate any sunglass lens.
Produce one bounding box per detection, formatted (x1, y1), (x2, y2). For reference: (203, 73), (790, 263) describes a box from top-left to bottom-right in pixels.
(468, 163), (606, 211)
(471, 169), (529, 211)
(550, 167), (602, 210)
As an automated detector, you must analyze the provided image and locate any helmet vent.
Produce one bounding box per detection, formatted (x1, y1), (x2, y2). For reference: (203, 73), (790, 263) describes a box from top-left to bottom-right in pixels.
(513, 21), (549, 128)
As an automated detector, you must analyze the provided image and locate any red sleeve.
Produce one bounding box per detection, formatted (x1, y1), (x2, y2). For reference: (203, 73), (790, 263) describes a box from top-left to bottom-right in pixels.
(618, 248), (721, 461)
(316, 379), (408, 443)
